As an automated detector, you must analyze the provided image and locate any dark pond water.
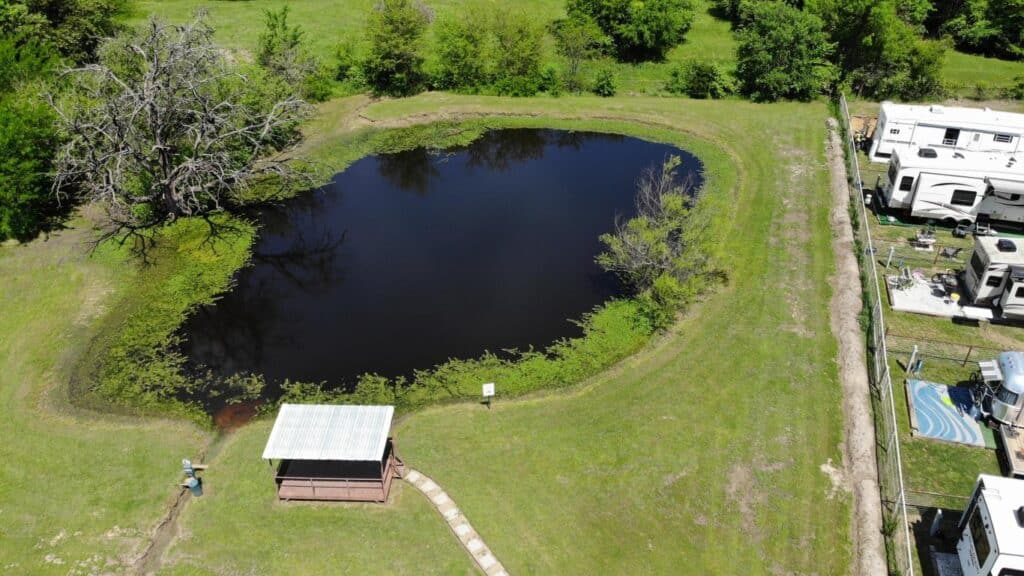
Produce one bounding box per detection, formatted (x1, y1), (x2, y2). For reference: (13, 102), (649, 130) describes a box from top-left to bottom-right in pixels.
(183, 129), (702, 390)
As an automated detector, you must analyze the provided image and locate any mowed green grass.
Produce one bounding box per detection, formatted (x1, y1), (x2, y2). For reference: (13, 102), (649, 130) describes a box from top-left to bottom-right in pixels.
(943, 50), (1024, 89)
(158, 93), (851, 574)
(0, 228), (209, 574)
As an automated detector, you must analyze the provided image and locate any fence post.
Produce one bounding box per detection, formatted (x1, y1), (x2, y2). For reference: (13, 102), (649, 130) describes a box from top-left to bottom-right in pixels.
(964, 345), (973, 367)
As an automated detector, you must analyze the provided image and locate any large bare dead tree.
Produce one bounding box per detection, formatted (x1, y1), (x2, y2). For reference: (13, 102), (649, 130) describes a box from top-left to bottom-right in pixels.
(50, 14), (314, 233)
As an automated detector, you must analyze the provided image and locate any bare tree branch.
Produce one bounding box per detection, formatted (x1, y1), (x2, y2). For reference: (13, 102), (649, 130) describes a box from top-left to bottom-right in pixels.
(50, 13), (315, 233)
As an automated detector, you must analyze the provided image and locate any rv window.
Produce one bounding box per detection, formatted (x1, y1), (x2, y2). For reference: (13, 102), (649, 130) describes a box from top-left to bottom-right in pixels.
(944, 128), (961, 146)
(998, 570), (1024, 576)
(971, 252), (987, 278)
(1016, 286), (1024, 298)
(986, 275), (1003, 287)
(969, 506), (991, 567)
(997, 386), (1020, 406)
(890, 128), (900, 135)
(951, 190), (977, 206)
(899, 176), (914, 192)
(994, 134), (1013, 143)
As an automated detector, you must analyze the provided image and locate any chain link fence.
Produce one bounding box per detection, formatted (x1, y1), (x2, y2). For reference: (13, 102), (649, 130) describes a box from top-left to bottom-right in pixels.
(839, 94), (916, 576)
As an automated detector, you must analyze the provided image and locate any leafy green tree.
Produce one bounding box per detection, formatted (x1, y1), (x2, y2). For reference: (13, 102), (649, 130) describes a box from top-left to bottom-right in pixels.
(986, 0), (1024, 59)
(735, 1), (835, 101)
(566, 0), (696, 61)
(432, 10), (490, 90)
(0, 34), (60, 241)
(597, 156), (715, 327)
(362, 0), (433, 96)
(491, 8), (546, 96)
(0, 0), (126, 63)
(551, 13), (608, 92)
(0, 89), (59, 240)
(665, 59), (731, 98)
(807, 0), (945, 97)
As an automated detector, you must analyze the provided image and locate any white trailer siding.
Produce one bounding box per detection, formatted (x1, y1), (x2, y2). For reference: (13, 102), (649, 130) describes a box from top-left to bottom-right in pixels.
(956, 475), (1024, 576)
(869, 102), (1024, 163)
(881, 146), (1024, 224)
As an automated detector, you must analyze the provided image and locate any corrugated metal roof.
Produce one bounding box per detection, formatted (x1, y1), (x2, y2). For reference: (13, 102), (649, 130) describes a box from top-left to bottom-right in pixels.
(262, 404), (394, 461)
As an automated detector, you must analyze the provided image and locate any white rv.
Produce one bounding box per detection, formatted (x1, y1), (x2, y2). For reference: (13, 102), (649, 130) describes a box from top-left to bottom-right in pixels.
(879, 146), (1024, 224)
(955, 474), (1024, 576)
(869, 101), (1024, 163)
(964, 237), (1024, 320)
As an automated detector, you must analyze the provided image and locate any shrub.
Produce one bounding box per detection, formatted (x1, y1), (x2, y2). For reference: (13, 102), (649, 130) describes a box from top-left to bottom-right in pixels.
(256, 6), (331, 101)
(0, 89), (60, 241)
(567, 0), (696, 62)
(666, 60), (731, 98)
(491, 8), (546, 96)
(432, 11), (490, 91)
(551, 13), (609, 92)
(592, 67), (616, 96)
(1012, 75), (1024, 99)
(362, 0), (433, 97)
(735, 1), (835, 101)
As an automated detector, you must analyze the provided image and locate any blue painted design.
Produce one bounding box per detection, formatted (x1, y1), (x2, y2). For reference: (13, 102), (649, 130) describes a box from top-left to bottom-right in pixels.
(908, 379), (985, 448)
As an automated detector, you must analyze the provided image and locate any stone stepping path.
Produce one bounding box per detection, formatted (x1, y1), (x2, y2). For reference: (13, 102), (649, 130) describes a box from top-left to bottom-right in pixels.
(404, 469), (509, 576)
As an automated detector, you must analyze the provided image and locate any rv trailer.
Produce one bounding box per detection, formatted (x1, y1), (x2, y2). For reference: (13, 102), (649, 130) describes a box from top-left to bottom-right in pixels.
(963, 237), (1024, 320)
(869, 101), (1024, 163)
(879, 146), (1024, 224)
(955, 474), (1024, 576)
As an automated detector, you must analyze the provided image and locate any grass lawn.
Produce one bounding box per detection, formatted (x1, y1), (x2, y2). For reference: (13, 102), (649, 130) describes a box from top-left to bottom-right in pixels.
(0, 226), (209, 574)
(153, 93), (852, 574)
(943, 50), (1024, 90)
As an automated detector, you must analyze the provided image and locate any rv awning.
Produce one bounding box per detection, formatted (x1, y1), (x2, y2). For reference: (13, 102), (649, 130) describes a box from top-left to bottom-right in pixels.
(987, 177), (1024, 196)
(262, 404), (394, 461)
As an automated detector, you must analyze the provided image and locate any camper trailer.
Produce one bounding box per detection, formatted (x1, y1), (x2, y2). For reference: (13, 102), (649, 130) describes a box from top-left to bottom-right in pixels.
(964, 237), (1024, 320)
(977, 351), (1024, 427)
(955, 474), (1024, 576)
(869, 101), (1024, 163)
(879, 146), (1024, 224)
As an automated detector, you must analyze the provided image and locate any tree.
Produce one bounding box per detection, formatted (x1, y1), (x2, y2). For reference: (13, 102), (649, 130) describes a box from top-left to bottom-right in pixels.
(256, 6), (332, 101)
(551, 14), (608, 92)
(806, 0), (946, 97)
(591, 66), (616, 96)
(0, 0), (126, 63)
(665, 59), (731, 98)
(362, 0), (433, 96)
(0, 34), (61, 241)
(566, 0), (696, 61)
(50, 16), (312, 234)
(735, 1), (835, 101)
(986, 0), (1024, 60)
(597, 156), (714, 326)
(491, 8), (546, 96)
(432, 10), (490, 90)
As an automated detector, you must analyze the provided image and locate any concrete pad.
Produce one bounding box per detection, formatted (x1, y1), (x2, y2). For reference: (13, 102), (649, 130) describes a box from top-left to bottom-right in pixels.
(405, 470), (421, 482)
(441, 505), (460, 521)
(467, 538), (484, 553)
(886, 275), (994, 320)
(431, 492), (451, 506)
(478, 553), (497, 569)
(454, 523), (472, 537)
(421, 480), (438, 492)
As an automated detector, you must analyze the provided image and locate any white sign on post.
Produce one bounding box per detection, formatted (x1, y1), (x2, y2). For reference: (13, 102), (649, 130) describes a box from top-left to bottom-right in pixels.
(482, 383), (495, 398)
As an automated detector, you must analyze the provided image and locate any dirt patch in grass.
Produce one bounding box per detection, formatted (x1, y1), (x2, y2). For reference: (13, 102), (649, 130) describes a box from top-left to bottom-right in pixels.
(825, 117), (887, 576)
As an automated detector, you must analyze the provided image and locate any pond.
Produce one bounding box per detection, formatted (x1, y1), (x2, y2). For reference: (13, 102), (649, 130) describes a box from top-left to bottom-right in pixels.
(183, 129), (702, 392)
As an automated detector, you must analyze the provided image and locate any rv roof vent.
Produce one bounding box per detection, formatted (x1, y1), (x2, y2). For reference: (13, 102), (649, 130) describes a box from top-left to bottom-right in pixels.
(919, 148), (938, 158)
(930, 105), (945, 114)
(998, 239), (1017, 252)
(1017, 506), (1024, 527)
(954, 152), (965, 159)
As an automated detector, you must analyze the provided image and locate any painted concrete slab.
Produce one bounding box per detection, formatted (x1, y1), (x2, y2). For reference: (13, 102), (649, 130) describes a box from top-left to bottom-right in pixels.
(886, 275), (994, 320)
(907, 379), (986, 447)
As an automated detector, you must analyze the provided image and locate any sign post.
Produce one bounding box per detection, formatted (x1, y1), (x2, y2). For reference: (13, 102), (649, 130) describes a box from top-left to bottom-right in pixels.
(482, 382), (495, 409)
